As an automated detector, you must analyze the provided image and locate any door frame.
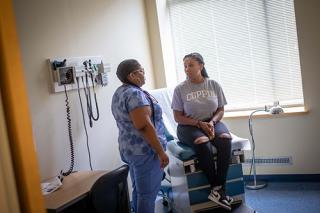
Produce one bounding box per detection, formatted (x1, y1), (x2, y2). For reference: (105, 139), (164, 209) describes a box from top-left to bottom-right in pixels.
(0, 0), (45, 212)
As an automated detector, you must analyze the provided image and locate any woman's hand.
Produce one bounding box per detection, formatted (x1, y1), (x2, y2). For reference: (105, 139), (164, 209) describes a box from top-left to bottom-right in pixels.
(158, 151), (169, 169)
(199, 121), (215, 140)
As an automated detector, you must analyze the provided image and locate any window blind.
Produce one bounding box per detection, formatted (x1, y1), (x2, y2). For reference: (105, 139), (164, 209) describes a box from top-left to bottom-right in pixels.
(168, 0), (304, 111)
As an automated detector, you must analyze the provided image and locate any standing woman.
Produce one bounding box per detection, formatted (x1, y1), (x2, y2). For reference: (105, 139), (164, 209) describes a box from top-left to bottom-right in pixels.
(111, 59), (169, 213)
(171, 53), (233, 210)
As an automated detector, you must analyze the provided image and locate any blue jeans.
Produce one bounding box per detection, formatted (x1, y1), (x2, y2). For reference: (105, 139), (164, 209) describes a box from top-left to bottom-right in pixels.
(121, 153), (163, 213)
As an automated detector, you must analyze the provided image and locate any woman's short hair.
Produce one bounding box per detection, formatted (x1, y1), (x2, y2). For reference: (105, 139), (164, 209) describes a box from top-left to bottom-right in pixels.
(183, 52), (209, 78)
(116, 59), (141, 83)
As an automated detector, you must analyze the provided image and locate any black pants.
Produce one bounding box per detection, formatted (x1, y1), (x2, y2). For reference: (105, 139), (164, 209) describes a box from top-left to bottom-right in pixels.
(177, 122), (231, 188)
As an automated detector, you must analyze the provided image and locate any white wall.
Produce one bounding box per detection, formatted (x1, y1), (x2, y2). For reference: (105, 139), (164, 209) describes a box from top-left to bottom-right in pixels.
(13, 0), (155, 180)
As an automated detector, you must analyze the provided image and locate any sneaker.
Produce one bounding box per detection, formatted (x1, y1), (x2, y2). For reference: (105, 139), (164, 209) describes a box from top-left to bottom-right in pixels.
(219, 190), (234, 205)
(225, 195), (234, 205)
(208, 189), (231, 211)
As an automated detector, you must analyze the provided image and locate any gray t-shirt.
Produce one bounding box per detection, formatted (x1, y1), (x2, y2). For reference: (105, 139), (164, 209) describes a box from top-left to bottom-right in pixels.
(171, 78), (227, 121)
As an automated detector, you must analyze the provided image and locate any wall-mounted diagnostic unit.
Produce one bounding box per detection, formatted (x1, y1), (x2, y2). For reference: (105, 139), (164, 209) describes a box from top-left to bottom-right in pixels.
(48, 56), (110, 93)
(47, 56), (110, 176)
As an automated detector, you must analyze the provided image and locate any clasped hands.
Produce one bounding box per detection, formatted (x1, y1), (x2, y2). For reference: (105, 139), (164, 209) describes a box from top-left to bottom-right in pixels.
(198, 120), (215, 140)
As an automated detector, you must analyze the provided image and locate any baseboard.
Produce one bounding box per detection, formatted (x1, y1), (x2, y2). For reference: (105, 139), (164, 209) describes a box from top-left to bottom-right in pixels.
(243, 174), (320, 182)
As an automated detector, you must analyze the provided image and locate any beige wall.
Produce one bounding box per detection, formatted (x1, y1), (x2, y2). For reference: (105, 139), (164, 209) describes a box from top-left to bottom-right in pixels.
(13, 0), (155, 179)
(144, 0), (177, 88)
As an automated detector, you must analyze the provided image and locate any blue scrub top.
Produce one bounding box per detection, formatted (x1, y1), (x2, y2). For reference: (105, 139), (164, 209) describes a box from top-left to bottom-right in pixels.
(111, 84), (167, 156)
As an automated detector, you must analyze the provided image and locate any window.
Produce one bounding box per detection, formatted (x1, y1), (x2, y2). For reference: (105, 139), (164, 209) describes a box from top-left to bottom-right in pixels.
(167, 0), (304, 111)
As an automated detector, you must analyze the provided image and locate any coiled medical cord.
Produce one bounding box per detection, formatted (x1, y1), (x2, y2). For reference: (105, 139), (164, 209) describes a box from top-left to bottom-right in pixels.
(76, 77), (93, 171)
(61, 85), (75, 176)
